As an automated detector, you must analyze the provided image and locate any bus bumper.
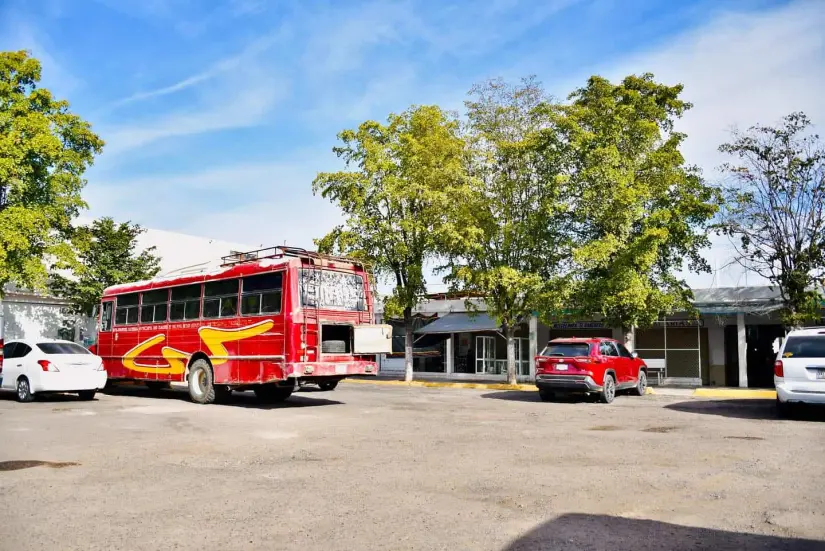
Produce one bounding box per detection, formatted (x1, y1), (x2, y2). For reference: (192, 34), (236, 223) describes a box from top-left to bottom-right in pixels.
(285, 361), (377, 378)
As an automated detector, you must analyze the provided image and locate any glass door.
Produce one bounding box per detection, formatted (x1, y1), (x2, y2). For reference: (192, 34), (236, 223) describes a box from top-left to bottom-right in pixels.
(515, 338), (530, 376)
(475, 336), (496, 374)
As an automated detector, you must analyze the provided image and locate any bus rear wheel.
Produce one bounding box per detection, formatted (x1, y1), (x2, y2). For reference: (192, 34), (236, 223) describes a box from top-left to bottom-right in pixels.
(254, 384), (293, 403)
(188, 359), (216, 404)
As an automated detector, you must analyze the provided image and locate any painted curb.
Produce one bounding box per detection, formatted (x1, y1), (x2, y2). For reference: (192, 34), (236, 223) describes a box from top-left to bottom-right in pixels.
(693, 388), (776, 399)
(342, 378), (657, 394)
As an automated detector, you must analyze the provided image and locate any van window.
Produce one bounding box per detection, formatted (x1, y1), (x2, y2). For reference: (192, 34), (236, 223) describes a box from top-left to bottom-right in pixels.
(783, 336), (825, 358)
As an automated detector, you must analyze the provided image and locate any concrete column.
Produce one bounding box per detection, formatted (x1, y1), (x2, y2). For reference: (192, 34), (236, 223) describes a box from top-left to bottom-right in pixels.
(737, 312), (748, 388)
(529, 315), (538, 377)
(445, 333), (454, 375)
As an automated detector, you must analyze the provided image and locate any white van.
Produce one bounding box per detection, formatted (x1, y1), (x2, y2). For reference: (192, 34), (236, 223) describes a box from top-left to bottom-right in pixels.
(774, 327), (825, 415)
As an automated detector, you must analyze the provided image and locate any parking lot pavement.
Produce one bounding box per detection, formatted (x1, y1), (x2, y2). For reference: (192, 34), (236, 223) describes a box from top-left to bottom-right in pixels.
(1, 385), (824, 551)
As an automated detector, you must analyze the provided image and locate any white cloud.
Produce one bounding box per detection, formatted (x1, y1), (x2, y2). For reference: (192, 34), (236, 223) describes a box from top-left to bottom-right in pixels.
(84, 151), (344, 248)
(558, 0), (825, 290)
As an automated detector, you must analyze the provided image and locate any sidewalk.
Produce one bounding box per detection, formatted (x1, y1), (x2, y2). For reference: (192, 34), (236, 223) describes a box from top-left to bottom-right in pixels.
(344, 375), (777, 399)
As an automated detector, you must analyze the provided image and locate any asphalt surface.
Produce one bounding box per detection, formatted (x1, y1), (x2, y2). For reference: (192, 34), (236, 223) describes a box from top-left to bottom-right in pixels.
(1, 383), (824, 551)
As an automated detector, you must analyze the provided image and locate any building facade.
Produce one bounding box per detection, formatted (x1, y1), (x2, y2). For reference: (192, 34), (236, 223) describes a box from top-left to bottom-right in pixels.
(377, 287), (819, 388)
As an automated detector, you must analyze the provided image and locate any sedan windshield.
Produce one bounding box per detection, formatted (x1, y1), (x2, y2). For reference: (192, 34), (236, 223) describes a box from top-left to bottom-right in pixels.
(540, 343), (591, 357)
(37, 342), (92, 355)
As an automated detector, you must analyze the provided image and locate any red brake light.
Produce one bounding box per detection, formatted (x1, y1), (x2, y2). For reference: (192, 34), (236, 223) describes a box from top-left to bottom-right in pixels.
(774, 360), (784, 378)
(38, 360), (59, 372)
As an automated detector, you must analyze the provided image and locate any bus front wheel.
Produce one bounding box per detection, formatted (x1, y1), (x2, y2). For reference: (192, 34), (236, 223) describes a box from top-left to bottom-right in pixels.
(188, 359), (216, 404)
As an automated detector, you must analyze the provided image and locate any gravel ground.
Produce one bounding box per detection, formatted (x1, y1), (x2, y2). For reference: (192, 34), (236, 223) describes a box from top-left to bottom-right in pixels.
(1, 383), (824, 551)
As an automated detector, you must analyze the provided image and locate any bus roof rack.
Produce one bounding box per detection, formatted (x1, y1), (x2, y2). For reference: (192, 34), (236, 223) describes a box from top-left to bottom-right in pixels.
(220, 246), (364, 267)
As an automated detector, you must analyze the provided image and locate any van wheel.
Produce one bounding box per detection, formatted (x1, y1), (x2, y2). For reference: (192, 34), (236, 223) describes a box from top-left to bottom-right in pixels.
(318, 381), (339, 391)
(632, 371), (647, 396)
(16, 377), (34, 403)
(188, 359), (216, 404)
(599, 374), (616, 404)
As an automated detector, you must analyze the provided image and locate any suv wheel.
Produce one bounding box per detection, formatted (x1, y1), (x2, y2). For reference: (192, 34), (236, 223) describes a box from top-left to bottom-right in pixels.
(599, 374), (616, 404)
(632, 370), (647, 396)
(539, 389), (555, 402)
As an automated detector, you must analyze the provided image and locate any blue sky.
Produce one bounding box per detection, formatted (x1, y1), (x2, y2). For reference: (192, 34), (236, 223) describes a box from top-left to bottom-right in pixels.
(2, 0), (824, 287)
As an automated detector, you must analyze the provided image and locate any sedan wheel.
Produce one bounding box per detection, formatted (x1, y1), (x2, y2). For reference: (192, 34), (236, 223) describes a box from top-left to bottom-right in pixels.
(16, 378), (34, 403)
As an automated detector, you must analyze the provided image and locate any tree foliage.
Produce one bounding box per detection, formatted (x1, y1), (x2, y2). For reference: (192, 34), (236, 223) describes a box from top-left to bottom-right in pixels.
(545, 74), (718, 331)
(50, 218), (161, 317)
(0, 50), (104, 294)
(446, 77), (569, 385)
(313, 105), (471, 381)
(717, 112), (825, 327)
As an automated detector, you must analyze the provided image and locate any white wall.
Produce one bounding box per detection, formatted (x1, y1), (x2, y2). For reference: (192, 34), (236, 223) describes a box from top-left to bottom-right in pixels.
(3, 300), (69, 341)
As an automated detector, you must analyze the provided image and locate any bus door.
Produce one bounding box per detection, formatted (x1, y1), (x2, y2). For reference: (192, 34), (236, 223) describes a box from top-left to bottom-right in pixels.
(98, 300), (114, 369)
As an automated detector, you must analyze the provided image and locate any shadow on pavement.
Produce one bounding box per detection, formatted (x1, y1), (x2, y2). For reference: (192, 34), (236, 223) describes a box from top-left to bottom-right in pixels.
(665, 399), (825, 422)
(503, 513), (823, 551)
(0, 391), (95, 403)
(102, 384), (343, 409)
(481, 391), (597, 403)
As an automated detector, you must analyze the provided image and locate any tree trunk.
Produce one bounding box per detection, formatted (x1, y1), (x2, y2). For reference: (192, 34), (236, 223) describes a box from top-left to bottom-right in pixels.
(505, 323), (517, 386)
(622, 325), (634, 352)
(404, 307), (414, 383)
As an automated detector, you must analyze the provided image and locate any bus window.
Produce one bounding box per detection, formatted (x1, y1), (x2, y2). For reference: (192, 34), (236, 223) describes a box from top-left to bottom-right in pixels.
(170, 284), (202, 321)
(115, 293), (140, 325)
(241, 272), (282, 316)
(141, 289), (169, 323)
(203, 279), (239, 319)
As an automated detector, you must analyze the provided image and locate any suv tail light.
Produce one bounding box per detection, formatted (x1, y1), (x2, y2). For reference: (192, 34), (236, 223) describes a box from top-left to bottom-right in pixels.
(38, 360), (60, 372)
(774, 360), (784, 378)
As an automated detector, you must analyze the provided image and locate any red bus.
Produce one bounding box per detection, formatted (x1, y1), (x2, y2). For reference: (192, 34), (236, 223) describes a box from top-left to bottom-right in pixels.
(96, 247), (390, 404)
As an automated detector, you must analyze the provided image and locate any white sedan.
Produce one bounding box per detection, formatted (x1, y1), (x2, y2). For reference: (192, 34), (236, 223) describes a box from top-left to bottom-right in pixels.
(0, 339), (107, 402)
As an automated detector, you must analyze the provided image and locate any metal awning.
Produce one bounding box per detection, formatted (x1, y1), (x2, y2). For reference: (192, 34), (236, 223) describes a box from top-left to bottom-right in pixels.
(414, 312), (501, 335)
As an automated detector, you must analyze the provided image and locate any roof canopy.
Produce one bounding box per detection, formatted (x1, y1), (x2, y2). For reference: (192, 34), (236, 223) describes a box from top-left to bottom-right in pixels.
(414, 312), (500, 334)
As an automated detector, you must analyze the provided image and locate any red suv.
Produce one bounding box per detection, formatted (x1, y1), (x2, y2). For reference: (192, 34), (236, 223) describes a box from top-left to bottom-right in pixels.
(534, 338), (648, 403)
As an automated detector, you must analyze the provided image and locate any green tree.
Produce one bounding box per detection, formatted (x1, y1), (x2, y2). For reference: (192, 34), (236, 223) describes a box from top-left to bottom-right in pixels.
(0, 50), (104, 294)
(717, 112), (825, 328)
(546, 74), (718, 340)
(313, 105), (471, 382)
(446, 78), (570, 385)
(50, 218), (161, 316)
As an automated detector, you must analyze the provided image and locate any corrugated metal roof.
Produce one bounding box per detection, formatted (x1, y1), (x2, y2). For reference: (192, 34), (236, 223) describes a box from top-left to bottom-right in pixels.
(414, 312), (500, 334)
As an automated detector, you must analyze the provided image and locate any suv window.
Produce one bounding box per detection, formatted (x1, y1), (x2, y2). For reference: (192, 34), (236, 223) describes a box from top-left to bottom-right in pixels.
(599, 342), (619, 356)
(783, 335), (825, 358)
(616, 343), (633, 358)
(541, 343), (591, 357)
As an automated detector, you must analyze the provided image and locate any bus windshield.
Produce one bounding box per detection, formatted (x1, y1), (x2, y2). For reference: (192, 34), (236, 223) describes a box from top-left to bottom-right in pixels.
(299, 269), (366, 311)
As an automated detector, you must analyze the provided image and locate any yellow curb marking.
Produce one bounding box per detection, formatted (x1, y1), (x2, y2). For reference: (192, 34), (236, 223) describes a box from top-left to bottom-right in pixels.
(344, 379), (658, 394)
(693, 388), (776, 399)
